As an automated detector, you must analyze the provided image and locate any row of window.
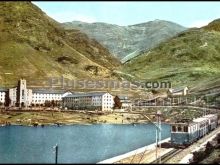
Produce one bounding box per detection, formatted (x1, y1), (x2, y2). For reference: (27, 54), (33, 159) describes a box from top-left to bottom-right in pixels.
(172, 126), (188, 132)
(32, 97), (61, 99)
(33, 94), (62, 96)
(172, 122), (212, 133)
(103, 95), (111, 98)
(64, 100), (112, 104)
(33, 99), (60, 101)
(33, 100), (44, 103)
(66, 102), (112, 106)
(103, 99), (112, 101)
(103, 106), (112, 109)
(65, 98), (113, 102)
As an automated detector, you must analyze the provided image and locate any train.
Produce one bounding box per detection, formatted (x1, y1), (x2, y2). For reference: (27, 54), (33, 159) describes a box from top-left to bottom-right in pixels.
(170, 113), (218, 148)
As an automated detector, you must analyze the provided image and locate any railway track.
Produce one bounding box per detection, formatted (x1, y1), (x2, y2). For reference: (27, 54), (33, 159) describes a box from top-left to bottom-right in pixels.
(150, 148), (183, 164)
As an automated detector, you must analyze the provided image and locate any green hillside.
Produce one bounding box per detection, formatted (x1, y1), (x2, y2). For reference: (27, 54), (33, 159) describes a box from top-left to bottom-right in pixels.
(121, 20), (220, 91)
(0, 2), (120, 87)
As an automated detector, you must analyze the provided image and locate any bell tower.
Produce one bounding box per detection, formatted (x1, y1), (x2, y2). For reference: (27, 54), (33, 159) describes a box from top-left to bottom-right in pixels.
(17, 78), (27, 107)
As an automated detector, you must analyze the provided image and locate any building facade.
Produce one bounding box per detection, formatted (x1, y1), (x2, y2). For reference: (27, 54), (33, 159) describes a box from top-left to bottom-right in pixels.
(0, 89), (7, 105)
(63, 92), (114, 111)
(32, 90), (71, 106)
(1, 79), (71, 107)
(8, 79), (32, 107)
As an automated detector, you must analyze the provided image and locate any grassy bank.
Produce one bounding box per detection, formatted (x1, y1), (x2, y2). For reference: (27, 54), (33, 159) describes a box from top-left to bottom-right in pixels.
(0, 106), (209, 126)
(0, 110), (149, 126)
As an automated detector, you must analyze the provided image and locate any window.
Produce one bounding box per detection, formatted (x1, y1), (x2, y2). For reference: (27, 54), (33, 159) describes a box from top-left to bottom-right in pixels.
(178, 126), (182, 132)
(183, 126), (188, 132)
(172, 126), (176, 132)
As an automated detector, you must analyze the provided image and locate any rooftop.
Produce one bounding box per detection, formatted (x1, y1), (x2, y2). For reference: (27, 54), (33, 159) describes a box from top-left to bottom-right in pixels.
(193, 117), (207, 123)
(0, 88), (7, 92)
(203, 114), (217, 118)
(32, 89), (70, 94)
(168, 87), (188, 93)
(64, 92), (109, 98)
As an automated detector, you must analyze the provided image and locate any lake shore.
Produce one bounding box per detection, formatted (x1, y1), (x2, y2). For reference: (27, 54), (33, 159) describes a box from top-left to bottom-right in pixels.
(0, 109), (163, 127)
(0, 105), (207, 127)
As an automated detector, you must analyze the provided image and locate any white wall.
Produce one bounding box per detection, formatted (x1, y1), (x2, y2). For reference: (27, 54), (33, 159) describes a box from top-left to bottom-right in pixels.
(63, 93), (114, 111)
(102, 93), (113, 111)
(9, 88), (17, 106)
(32, 93), (62, 104)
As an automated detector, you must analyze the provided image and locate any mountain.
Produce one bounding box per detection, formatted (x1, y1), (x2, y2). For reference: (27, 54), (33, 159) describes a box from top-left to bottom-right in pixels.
(62, 20), (187, 62)
(0, 2), (121, 87)
(121, 19), (220, 91)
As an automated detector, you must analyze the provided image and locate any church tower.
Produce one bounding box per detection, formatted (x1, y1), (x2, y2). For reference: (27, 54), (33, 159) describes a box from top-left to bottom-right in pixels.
(17, 78), (27, 107)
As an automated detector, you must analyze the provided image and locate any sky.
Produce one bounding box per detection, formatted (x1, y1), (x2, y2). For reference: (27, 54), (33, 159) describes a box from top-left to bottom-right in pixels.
(33, 1), (220, 28)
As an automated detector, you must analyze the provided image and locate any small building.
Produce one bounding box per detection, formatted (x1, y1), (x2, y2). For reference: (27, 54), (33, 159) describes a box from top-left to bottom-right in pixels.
(167, 87), (189, 97)
(63, 92), (114, 111)
(114, 96), (132, 110)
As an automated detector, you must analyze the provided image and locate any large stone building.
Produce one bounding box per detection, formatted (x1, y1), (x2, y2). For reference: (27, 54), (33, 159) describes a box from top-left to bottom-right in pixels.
(63, 92), (114, 111)
(1, 79), (71, 107)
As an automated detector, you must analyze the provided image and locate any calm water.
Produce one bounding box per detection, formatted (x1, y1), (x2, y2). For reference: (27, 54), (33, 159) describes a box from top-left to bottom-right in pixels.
(0, 124), (170, 163)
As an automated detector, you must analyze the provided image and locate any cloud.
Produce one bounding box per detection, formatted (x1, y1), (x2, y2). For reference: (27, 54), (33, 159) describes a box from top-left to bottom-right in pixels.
(46, 11), (96, 23)
(72, 15), (96, 23)
(189, 20), (211, 28)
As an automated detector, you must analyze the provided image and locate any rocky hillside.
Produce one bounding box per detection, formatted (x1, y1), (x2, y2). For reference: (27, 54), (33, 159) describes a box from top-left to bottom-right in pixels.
(121, 19), (220, 90)
(0, 2), (121, 87)
(62, 20), (187, 62)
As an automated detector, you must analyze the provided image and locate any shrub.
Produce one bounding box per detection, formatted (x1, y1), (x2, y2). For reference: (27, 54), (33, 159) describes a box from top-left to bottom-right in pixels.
(191, 151), (206, 163)
(205, 142), (214, 154)
(217, 133), (220, 144)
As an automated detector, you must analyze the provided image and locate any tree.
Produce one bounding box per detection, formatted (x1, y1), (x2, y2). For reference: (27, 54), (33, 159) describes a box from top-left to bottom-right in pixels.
(114, 96), (122, 109)
(205, 142), (214, 154)
(217, 133), (220, 144)
(51, 100), (55, 107)
(5, 97), (11, 107)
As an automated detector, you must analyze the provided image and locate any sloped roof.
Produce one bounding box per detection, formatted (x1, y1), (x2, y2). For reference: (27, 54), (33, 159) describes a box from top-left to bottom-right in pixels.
(32, 89), (69, 94)
(64, 92), (109, 98)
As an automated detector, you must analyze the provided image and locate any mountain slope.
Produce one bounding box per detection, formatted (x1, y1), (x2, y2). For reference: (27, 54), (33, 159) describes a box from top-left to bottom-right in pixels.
(121, 19), (220, 90)
(0, 2), (120, 87)
(62, 20), (187, 62)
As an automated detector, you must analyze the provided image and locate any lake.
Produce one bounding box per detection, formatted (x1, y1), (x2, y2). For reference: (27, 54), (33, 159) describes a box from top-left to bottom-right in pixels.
(0, 124), (170, 163)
